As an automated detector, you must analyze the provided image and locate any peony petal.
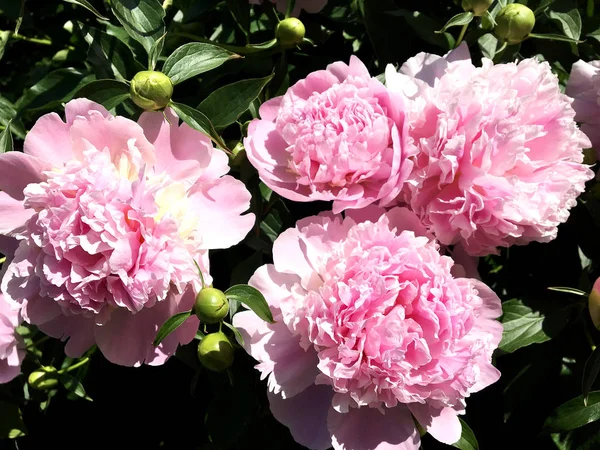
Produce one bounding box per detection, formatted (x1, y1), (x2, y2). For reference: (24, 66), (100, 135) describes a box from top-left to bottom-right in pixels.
(38, 315), (96, 358)
(328, 405), (420, 450)
(408, 404), (461, 445)
(0, 152), (51, 200)
(268, 384), (334, 450)
(0, 192), (33, 235)
(188, 176), (255, 249)
(64, 98), (110, 124)
(94, 287), (199, 367)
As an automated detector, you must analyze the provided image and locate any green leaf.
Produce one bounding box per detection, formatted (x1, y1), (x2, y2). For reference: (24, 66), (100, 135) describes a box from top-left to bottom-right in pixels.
(79, 23), (145, 80)
(15, 68), (92, 112)
(60, 373), (93, 402)
(436, 12), (474, 33)
(223, 321), (245, 346)
(499, 298), (572, 353)
(0, 401), (27, 439)
(170, 101), (228, 150)
(0, 125), (13, 153)
(527, 32), (582, 43)
(583, 348), (600, 405)
(452, 418), (479, 450)
(197, 75), (273, 129)
(63, 0), (109, 20)
(148, 32), (166, 70)
(478, 33), (498, 59)
(73, 79), (130, 110)
(547, 0), (581, 40)
(110, 0), (165, 56)
(0, 97), (25, 139)
(544, 392), (600, 432)
(162, 42), (240, 85)
(153, 310), (193, 346)
(226, 0), (250, 38)
(0, 30), (10, 62)
(225, 284), (274, 323)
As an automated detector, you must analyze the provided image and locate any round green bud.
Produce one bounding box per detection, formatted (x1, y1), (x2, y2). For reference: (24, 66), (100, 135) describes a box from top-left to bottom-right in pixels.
(130, 71), (173, 111)
(276, 18), (305, 48)
(28, 366), (59, 391)
(197, 332), (235, 372)
(494, 4), (536, 45)
(228, 141), (246, 168)
(194, 287), (229, 324)
(461, 0), (493, 16)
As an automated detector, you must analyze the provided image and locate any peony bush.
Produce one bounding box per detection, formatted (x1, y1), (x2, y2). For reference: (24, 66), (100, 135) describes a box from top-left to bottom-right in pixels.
(1, 1), (600, 449)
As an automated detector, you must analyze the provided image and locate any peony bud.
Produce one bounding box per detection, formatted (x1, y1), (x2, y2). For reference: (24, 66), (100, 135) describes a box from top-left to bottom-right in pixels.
(590, 278), (600, 330)
(194, 287), (229, 324)
(494, 4), (536, 45)
(130, 71), (173, 111)
(28, 366), (59, 391)
(276, 18), (305, 48)
(197, 332), (234, 372)
(461, 0), (493, 16)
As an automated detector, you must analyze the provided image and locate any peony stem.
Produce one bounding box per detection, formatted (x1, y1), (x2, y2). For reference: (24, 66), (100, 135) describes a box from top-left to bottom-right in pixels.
(10, 32), (52, 46)
(455, 23), (468, 48)
(0, 256), (5, 264)
(588, 0), (594, 17)
(59, 356), (90, 374)
(26, 335), (49, 350)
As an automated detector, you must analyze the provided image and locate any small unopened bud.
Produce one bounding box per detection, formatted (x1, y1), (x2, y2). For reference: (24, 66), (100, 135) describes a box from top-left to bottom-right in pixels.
(130, 71), (173, 111)
(494, 4), (536, 45)
(197, 332), (234, 372)
(590, 278), (600, 330)
(276, 18), (305, 48)
(28, 366), (59, 391)
(228, 141), (246, 168)
(461, 0), (493, 16)
(194, 287), (229, 324)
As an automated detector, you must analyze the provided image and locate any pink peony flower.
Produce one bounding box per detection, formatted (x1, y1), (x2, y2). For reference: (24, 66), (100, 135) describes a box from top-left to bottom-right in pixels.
(248, 0), (327, 16)
(233, 207), (502, 450)
(244, 56), (415, 214)
(566, 60), (600, 155)
(0, 99), (254, 367)
(0, 293), (24, 383)
(386, 44), (594, 256)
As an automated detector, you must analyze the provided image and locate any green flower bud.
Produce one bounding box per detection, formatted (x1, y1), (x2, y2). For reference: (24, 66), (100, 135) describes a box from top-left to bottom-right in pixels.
(130, 71), (173, 111)
(494, 4), (536, 45)
(194, 287), (229, 324)
(276, 18), (305, 48)
(197, 332), (234, 372)
(28, 366), (59, 391)
(228, 141), (246, 168)
(461, 0), (493, 16)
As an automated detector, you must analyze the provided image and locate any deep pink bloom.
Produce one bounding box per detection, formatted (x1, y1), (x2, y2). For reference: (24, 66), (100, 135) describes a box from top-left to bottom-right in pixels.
(0, 293), (24, 383)
(566, 60), (600, 155)
(0, 100), (254, 366)
(248, 0), (327, 15)
(233, 207), (502, 450)
(244, 56), (415, 214)
(386, 44), (594, 256)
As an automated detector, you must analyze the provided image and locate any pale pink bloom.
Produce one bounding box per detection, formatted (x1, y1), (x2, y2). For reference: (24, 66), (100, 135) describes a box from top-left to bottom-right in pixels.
(566, 60), (600, 155)
(386, 44), (594, 256)
(233, 207), (502, 450)
(248, 0), (326, 16)
(244, 56), (415, 214)
(0, 99), (254, 367)
(0, 293), (24, 383)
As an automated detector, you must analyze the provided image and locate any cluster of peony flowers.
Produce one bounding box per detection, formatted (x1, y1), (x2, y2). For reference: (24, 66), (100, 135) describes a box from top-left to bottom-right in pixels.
(0, 99), (254, 367)
(246, 43), (594, 257)
(234, 207), (502, 449)
(248, 0), (327, 16)
(239, 43), (594, 448)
